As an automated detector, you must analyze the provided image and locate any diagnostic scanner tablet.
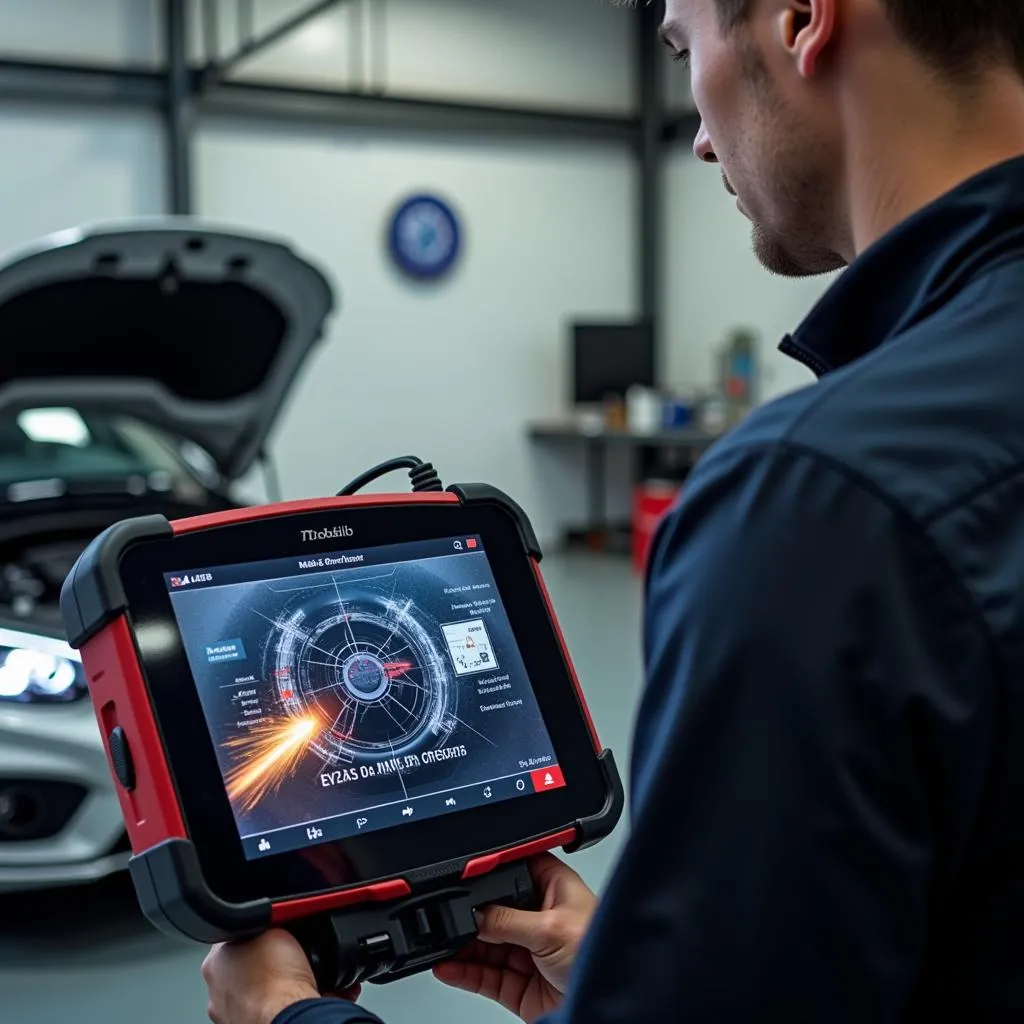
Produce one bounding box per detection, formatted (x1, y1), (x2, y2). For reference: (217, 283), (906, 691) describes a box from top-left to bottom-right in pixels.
(59, 481), (623, 989)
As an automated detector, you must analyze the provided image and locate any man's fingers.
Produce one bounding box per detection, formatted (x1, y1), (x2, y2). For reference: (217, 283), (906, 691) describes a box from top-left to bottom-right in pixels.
(477, 903), (539, 949)
(527, 853), (575, 890)
(433, 960), (529, 1016)
(455, 938), (509, 968)
(434, 959), (487, 995)
(324, 984), (362, 1002)
(453, 937), (537, 977)
(477, 903), (568, 956)
(528, 854), (595, 912)
(201, 944), (222, 984)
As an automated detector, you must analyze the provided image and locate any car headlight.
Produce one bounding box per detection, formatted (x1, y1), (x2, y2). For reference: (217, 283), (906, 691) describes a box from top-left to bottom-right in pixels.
(0, 626), (85, 703)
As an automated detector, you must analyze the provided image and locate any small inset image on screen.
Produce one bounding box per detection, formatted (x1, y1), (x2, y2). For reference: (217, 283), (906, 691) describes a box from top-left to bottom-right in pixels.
(164, 536), (565, 860)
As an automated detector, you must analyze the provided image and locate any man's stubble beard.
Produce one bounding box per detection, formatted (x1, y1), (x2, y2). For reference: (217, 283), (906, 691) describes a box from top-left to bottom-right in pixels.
(739, 45), (847, 278)
(751, 221), (845, 278)
(749, 163), (847, 277)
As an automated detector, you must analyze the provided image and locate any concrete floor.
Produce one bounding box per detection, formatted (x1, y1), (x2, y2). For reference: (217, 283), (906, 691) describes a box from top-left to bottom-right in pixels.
(0, 553), (644, 1024)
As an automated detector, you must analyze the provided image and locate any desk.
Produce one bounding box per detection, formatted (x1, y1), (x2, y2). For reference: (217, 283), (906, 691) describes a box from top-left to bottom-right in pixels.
(528, 420), (719, 542)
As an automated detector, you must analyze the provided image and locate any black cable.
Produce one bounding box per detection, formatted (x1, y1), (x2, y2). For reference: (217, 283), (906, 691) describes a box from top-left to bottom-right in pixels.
(337, 455), (443, 496)
(408, 460), (444, 493)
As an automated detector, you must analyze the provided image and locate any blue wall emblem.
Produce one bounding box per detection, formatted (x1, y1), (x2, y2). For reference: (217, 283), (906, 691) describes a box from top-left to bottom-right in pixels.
(389, 194), (461, 280)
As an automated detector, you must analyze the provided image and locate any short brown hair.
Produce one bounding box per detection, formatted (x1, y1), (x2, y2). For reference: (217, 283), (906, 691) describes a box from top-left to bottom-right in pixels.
(714, 0), (1024, 79)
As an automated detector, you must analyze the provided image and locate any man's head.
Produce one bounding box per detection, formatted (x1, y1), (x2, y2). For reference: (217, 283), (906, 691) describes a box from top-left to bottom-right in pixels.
(662, 0), (1024, 277)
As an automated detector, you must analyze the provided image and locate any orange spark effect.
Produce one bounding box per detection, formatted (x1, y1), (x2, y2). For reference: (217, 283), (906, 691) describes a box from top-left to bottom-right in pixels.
(223, 714), (321, 813)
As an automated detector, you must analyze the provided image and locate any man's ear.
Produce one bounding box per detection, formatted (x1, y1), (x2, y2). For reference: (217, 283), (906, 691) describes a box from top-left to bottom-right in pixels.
(780, 0), (835, 78)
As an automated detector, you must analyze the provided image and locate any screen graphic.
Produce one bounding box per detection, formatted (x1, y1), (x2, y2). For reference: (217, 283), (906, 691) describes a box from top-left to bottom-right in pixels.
(165, 537), (565, 860)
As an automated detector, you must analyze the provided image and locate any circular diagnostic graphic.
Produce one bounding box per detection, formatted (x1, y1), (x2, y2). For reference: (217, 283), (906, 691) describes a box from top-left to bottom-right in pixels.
(341, 653), (390, 702)
(264, 592), (456, 764)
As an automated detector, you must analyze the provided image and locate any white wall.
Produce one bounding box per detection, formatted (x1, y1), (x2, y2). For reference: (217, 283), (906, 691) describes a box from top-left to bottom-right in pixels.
(0, 0), (160, 66)
(0, 1), (164, 251)
(198, 122), (637, 542)
(193, 0), (637, 114)
(662, 148), (838, 402)
(0, 0), (639, 542)
(0, 0), (835, 516)
(0, 106), (166, 259)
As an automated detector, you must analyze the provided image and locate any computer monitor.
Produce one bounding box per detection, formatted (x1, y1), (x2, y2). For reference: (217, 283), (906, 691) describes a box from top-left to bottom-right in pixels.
(572, 321), (656, 405)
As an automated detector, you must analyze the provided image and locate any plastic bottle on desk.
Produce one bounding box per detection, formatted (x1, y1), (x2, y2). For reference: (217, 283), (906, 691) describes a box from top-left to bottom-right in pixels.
(626, 386), (662, 434)
(719, 328), (758, 424)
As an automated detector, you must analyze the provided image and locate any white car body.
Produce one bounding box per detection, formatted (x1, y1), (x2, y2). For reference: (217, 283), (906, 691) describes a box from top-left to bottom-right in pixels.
(0, 219), (334, 893)
(0, 688), (126, 890)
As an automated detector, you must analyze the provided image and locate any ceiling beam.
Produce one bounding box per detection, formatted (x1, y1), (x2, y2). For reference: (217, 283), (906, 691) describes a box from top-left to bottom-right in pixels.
(207, 0), (355, 82)
(0, 56), (638, 146)
(199, 80), (640, 145)
(0, 59), (164, 108)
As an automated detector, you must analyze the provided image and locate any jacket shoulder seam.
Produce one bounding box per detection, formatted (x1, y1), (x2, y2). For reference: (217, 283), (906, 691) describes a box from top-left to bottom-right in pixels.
(707, 437), (999, 663)
(921, 457), (1024, 529)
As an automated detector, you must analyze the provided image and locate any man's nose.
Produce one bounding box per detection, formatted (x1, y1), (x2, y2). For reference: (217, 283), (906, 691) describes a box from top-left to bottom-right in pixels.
(693, 121), (718, 163)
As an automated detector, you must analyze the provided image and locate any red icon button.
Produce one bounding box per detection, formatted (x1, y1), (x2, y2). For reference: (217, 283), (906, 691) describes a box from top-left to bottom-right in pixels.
(467, 538), (478, 549)
(530, 765), (565, 792)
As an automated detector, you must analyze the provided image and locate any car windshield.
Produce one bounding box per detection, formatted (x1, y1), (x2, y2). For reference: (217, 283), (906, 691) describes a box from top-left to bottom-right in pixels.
(0, 406), (222, 503)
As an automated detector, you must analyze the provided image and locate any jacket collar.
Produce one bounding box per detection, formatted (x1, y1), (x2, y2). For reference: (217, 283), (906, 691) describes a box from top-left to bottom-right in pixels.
(780, 153), (1024, 377)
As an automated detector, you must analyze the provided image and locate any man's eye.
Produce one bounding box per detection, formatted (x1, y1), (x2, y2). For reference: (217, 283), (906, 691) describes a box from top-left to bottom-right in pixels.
(672, 50), (690, 68)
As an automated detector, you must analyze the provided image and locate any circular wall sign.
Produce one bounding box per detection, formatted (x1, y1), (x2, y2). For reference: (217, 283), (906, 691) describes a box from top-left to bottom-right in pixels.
(388, 194), (461, 280)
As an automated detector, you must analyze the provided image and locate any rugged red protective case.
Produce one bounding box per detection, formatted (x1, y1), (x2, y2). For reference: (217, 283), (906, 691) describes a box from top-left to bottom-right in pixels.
(60, 484), (623, 962)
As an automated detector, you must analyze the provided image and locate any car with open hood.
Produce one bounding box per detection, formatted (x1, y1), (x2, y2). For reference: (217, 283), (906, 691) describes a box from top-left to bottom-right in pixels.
(0, 219), (334, 892)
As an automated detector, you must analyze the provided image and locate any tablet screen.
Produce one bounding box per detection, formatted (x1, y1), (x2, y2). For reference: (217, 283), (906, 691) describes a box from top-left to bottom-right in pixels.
(163, 535), (565, 860)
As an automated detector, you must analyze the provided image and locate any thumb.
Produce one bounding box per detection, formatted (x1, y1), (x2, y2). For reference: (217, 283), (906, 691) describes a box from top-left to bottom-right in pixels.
(477, 903), (557, 955)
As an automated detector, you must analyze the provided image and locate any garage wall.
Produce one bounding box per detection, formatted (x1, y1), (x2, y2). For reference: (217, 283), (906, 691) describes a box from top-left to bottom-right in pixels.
(0, 0), (164, 251)
(188, 0), (640, 542)
(0, 106), (166, 260)
(192, 0), (637, 113)
(198, 122), (637, 542)
(0, 2), (832, 530)
(0, 0), (639, 543)
(661, 147), (838, 403)
(0, 0), (160, 65)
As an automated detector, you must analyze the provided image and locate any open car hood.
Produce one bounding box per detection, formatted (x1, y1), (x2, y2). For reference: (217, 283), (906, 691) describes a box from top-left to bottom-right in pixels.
(0, 218), (335, 480)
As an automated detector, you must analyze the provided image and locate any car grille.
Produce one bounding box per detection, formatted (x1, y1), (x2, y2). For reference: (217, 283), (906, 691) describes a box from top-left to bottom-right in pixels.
(0, 778), (87, 842)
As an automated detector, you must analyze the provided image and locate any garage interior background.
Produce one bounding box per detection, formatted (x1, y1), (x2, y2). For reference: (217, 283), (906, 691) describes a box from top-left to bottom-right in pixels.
(0, 0), (835, 545)
(0, 2), (837, 1023)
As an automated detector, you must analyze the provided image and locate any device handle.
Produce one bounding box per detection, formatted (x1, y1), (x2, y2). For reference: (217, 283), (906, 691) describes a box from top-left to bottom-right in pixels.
(288, 861), (536, 991)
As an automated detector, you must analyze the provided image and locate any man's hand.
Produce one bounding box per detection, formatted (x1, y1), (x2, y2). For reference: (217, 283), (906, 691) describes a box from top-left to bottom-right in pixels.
(202, 929), (324, 1024)
(433, 853), (597, 1023)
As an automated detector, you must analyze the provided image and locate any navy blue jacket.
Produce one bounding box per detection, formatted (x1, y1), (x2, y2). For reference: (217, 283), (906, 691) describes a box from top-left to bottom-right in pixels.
(274, 154), (1024, 1024)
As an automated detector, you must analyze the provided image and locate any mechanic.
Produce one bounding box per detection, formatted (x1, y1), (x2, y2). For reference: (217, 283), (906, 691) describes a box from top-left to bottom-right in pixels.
(202, 0), (1024, 1021)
